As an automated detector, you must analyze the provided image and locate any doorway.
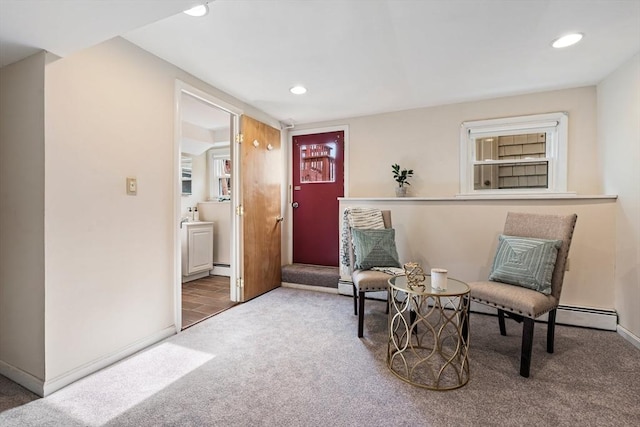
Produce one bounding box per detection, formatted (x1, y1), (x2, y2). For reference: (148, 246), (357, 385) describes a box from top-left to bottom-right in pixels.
(290, 128), (346, 266)
(175, 82), (241, 330)
(175, 82), (285, 329)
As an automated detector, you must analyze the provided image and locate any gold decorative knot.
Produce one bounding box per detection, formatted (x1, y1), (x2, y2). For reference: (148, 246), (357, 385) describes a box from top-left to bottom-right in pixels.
(403, 262), (426, 290)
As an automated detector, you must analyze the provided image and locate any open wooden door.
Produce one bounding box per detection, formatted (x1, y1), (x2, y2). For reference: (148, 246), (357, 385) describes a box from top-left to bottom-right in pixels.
(239, 115), (282, 301)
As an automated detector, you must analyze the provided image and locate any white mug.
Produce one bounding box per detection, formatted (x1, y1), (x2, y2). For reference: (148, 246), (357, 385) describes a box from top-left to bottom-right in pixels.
(431, 268), (448, 290)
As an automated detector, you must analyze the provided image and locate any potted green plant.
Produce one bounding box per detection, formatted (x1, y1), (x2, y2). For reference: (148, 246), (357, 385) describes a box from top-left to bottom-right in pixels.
(392, 163), (414, 197)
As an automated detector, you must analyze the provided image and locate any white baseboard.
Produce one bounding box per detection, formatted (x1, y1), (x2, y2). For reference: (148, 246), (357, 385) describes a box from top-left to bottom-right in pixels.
(41, 326), (175, 397)
(617, 325), (640, 350)
(181, 271), (209, 283)
(338, 281), (352, 296)
(282, 282), (338, 294)
(0, 360), (45, 397)
(211, 265), (231, 277)
(340, 280), (617, 331)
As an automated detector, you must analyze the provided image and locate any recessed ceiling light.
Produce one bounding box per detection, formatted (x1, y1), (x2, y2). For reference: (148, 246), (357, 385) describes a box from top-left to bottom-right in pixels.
(184, 4), (209, 17)
(552, 33), (583, 48)
(290, 86), (307, 95)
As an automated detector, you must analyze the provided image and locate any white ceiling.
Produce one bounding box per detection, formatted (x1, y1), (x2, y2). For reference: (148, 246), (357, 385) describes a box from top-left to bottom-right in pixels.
(1, 0), (639, 126)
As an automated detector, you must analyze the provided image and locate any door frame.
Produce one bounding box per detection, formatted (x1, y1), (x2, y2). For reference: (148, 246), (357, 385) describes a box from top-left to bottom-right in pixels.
(286, 125), (349, 265)
(173, 80), (243, 332)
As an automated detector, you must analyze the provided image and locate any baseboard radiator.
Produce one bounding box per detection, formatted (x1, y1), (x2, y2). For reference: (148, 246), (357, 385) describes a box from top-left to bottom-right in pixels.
(470, 301), (617, 331)
(338, 280), (617, 331)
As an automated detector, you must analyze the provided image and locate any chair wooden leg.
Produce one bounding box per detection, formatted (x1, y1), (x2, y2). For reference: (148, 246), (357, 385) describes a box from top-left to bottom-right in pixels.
(498, 309), (507, 336)
(352, 284), (358, 316)
(547, 309), (557, 353)
(462, 303), (470, 343)
(409, 309), (418, 335)
(520, 317), (535, 378)
(358, 291), (366, 338)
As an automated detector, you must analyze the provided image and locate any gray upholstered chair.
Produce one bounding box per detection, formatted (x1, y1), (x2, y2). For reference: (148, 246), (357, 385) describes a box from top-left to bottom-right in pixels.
(348, 210), (393, 338)
(468, 212), (577, 377)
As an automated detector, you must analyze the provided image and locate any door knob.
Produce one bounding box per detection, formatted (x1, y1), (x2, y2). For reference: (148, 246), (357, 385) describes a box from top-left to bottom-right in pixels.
(276, 216), (284, 223)
(292, 202), (299, 208)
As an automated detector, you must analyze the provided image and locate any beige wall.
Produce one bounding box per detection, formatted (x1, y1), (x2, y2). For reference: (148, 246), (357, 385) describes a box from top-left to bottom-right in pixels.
(0, 37), (279, 394)
(296, 84), (640, 336)
(339, 198), (616, 310)
(597, 52), (640, 338)
(44, 39), (175, 379)
(40, 37), (277, 385)
(0, 52), (47, 382)
(293, 86), (599, 198)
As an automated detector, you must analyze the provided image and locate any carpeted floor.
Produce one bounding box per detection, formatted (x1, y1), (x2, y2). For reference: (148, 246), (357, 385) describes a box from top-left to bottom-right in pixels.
(0, 376), (39, 413)
(1, 287), (638, 426)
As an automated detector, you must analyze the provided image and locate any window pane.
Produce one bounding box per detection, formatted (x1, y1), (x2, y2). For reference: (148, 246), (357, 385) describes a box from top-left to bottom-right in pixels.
(300, 143), (336, 183)
(475, 132), (546, 161)
(218, 178), (231, 196)
(473, 161), (548, 190)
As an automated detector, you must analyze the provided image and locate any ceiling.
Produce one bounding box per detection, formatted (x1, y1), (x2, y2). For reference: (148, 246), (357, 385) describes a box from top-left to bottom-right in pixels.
(1, 0), (639, 126)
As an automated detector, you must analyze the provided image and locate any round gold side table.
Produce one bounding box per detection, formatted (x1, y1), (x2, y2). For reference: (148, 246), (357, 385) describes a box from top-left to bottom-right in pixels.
(387, 275), (470, 390)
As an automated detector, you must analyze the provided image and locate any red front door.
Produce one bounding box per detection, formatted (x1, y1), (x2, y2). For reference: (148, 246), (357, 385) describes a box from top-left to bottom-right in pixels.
(292, 130), (345, 266)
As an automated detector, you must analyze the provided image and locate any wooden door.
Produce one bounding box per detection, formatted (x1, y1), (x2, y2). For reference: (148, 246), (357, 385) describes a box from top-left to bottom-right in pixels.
(292, 131), (344, 266)
(240, 115), (282, 301)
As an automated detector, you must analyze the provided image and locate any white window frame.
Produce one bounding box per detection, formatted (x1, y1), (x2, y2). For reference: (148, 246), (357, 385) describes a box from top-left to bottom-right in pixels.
(459, 112), (569, 196)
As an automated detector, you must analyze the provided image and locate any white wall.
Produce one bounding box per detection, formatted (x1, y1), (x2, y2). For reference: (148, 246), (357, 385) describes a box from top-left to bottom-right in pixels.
(597, 52), (640, 338)
(199, 201), (232, 265)
(0, 52), (47, 383)
(41, 37), (277, 387)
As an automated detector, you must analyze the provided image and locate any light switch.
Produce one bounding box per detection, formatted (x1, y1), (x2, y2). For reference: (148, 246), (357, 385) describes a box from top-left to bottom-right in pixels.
(126, 177), (137, 195)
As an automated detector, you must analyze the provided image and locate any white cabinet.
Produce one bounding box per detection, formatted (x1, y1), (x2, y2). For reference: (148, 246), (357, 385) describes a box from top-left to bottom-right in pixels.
(182, 222), (214, 279)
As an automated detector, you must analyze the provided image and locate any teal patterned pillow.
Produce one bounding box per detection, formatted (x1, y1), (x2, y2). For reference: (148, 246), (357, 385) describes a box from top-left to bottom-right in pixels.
(489, 235), (562, 294)
(351, 228), (400, 270)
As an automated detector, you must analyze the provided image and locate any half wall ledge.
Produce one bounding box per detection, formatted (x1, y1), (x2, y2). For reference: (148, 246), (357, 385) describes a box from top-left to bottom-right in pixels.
(339, 195), (617, 202)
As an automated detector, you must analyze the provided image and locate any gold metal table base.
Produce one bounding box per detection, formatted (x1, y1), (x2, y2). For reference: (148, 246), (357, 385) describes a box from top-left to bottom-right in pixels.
(387, 276), (470, 390)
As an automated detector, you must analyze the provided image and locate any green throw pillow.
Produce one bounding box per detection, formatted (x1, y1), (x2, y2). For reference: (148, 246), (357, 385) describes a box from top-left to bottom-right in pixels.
(489, 234), (562, 295)
(351, 228), (400, 270)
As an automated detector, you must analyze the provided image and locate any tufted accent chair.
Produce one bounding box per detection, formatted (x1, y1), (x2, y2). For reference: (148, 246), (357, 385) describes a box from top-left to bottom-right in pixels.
(348, 210), (393, 337)
(468, 212), (577, 377)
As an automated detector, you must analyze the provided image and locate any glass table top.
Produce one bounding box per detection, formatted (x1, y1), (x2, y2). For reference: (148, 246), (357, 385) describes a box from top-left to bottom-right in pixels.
(389, 274), (469, 296)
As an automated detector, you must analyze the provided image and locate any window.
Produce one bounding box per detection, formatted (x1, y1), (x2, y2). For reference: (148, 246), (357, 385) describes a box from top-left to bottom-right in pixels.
(459, 112), (569, 195)
(181, 156), (192, 195)
(299, 142), (336, 183)
(207, 148), (231, 200)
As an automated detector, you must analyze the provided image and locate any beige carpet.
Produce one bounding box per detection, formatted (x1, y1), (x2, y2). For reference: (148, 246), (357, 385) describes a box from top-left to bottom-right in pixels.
(1, 287), (638, 426)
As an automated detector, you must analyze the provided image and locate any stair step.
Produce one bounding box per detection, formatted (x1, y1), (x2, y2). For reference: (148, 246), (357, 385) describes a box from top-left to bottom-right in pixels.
(281, 263), (339, 288)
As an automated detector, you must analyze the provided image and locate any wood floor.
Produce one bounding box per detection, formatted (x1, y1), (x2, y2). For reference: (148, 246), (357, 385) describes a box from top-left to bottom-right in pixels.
(181, 275), (236, 330)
